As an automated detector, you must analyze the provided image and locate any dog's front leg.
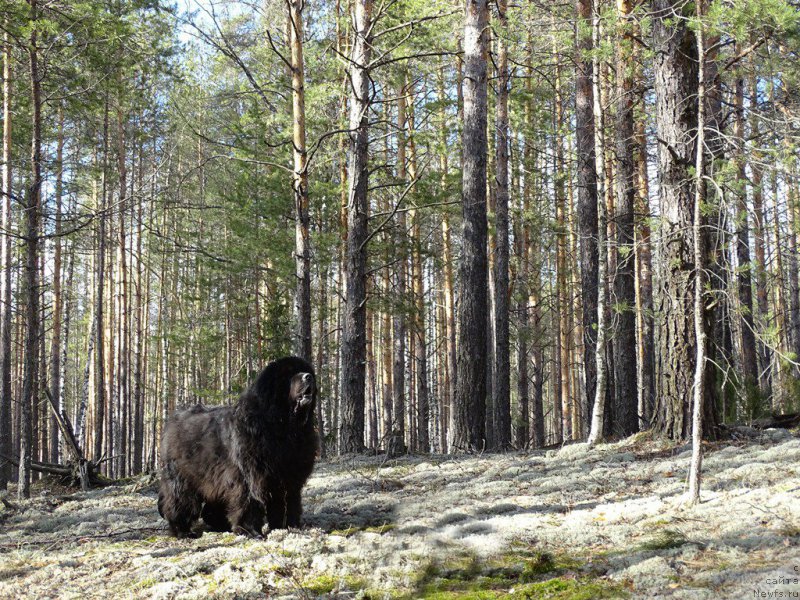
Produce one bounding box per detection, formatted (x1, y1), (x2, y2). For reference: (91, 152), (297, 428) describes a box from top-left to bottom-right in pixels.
(229, 497), (265, 537)
(266, 480), (288, 530)
(285, 487), (302, 528)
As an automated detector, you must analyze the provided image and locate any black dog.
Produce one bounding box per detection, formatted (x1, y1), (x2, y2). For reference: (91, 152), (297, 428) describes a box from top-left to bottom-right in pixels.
(158, 356), (318, 537)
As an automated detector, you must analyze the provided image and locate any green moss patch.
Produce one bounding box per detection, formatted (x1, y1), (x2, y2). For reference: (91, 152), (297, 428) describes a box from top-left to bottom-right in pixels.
(411, 575), (626, 599)
(638, 528), (688, 551)
(301, 573), (340, 595)
(130, 576), (158, 592)
(298, 573), (387, 597)
(405, 548), (624, 600)
(507, 578), (627, 600)
(330, 522), (395, 537)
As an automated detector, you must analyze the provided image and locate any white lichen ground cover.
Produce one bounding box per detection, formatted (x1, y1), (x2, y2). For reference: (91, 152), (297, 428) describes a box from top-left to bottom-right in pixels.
(1, 430), (799, 599)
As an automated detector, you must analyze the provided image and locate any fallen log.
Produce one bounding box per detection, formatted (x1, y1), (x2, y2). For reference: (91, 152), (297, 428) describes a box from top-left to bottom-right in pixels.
(0, 453), (108, 488)
(43, 389), (90, 490)
(751, 413), (800, 430)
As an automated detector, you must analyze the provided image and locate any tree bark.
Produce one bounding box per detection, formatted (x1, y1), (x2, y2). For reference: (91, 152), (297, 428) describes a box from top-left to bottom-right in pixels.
(492, 0), (511, 450)
(316, 259), (329, 457)
(405, 81), (429, 453)
(750, 77), (771, 396)
(390, 83), (408, 455)
(635, 107), (654, 430)
(515, 47), (535, 450)
(588, 5), (609, 446)
(703, 37), (729, 431)
(59, 238), (75, 455)
(688, 0), (708, 503)
(94, 99), (109, 463)
(339, 0), (372, 453)
(788, 180), (800, 372)
(49, 105), (65, 464)
(288, 0), (312, 362)
(554, 47), (568, 443)
(0, 26), (13, 488)
(768, 170), (788, 411)
(132, 142), (146, 474)
(20, 0), (43, 497)
(651, 0), (715, 441)
(515, 136), (532, 449)
(366, 302), (378, 449)
(612, 0), (638, 436)
(115, 105), (128, 478)
(453, 0), (489, 452)
(76, 174), (96, 451)
(575, 0), (599, 431)
(437, 64), (456, 452)
(36, 248), (46, 469)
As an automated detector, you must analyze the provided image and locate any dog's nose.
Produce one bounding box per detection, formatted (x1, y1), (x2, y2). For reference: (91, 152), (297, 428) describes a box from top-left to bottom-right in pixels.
(302, 372), (312, 384)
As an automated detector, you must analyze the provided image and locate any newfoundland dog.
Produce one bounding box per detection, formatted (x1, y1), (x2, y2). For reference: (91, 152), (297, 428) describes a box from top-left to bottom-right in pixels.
(158, 356), (318, 537)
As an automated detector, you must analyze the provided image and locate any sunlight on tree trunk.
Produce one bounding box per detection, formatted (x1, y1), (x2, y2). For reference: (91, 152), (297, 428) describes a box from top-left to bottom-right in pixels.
(688, 0), (708, 505)
(588, 5), (608, 447)
(453, 0), (489, 453)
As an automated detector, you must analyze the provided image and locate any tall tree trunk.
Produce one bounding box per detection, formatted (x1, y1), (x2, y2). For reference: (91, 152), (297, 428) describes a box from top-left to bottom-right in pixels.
(339, 0), (372, 453)
(288, 0), (312, 362)
(530, 273), (545, 447)
(568, 190), (584, 437)
(316, 258), (329, 457)
(612, 0), (638, 436)
(132, 143), (146, 474)
(651, 0), (715, 440)
(554, 48), (568, 444)
(588, 5), (609, 446)
(787, 179), (800, 372)
(453, 0), (489, 452)
(49, 105), (65, 463)
(94, 99), (109, 463)
(768, 170), (788, 411)
(390, 84), (408, 454)
(515, 138), (532, 449)
(0, 26), (13, 488)
(750, 77), (771, 397)
(105, 186), (115, 477)
(115, 105), (128, 478)
(525, 41), (545, 450)
(688, 0), (708, 503)
(333, 0), (348, 454)
(76, 165), (97, 451)
(492, 0), (511, 450)
(59, 239), (74, 442)
(406, 81), (429, 453)
(36, 248), (45, 469)
(381, 292), (392, 442)
(380, 229), (393, 447)
(635, 107), (654, 430)
(485, 77), (496, 451)
(575, 0), (599, 431)
(437, 64), (456, 451)
(599, 56), (616, 437)
(366, 304), (378, 449)
(703, 38), (729, 432)
(19, 0), (43, 498)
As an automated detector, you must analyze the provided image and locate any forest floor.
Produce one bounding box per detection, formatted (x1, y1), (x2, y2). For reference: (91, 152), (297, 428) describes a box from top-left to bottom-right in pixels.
(1, 429), (799, 600)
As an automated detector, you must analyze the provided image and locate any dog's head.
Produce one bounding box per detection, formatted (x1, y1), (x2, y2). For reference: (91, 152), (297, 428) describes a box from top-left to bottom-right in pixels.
(288, 370), (316, 423)
(245, 356), (318, 427)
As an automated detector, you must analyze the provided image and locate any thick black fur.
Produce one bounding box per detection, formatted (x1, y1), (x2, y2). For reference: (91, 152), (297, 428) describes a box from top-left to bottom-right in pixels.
(157, 356), (318, 537)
